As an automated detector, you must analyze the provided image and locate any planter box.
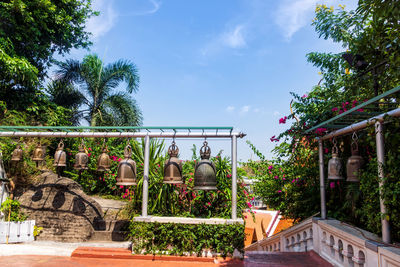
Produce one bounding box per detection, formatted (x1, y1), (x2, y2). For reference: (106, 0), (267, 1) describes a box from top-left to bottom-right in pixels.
(0, 220), (35, 243)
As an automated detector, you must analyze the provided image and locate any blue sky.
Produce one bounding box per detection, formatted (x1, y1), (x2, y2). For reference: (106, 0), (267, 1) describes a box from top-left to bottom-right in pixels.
(63, 0), (357, 161)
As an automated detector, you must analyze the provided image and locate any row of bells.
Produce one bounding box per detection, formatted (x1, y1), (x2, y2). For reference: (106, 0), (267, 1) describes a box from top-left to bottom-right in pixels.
(327, 142), (364, 182)
(9, 140), (218, 190)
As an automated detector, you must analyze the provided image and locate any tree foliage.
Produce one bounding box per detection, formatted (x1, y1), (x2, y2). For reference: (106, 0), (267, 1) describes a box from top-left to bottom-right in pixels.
(249, 1), (400, 241)
(0, 0), (97, 109)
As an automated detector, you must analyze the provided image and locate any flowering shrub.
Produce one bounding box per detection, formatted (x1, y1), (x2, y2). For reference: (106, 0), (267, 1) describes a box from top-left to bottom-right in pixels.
(129, 222), (244, 257)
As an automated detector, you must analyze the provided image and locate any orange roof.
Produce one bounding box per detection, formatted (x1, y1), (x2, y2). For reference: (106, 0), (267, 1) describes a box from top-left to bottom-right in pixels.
(272, 218), (294, 235)
(243, 211), (294, 247)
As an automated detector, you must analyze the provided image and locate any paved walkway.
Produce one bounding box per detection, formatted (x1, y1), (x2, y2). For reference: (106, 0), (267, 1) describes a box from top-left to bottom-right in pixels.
(0, 248), (332, 266)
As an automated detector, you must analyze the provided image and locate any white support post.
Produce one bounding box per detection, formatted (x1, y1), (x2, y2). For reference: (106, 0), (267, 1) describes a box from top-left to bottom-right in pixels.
(142, 135), (150, 217)
(318, 139), (326, 219)
(375, 121), (391, 243)
(231, 135), (237, 220)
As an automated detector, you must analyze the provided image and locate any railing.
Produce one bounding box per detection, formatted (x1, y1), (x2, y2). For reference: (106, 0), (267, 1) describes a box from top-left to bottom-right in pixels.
(246, 217), (313, 253)
(245, 217), (400, 267)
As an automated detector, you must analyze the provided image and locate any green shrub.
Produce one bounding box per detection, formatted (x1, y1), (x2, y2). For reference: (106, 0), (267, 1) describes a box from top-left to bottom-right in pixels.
(129, 221), (244, 257)
(0, 197), (27, 222)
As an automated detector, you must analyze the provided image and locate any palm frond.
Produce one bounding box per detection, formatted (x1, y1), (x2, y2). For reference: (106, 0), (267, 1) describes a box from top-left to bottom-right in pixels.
(100, 59), (139, 94)
(54, 59), (82, 83)
(99, 93), (143, 126)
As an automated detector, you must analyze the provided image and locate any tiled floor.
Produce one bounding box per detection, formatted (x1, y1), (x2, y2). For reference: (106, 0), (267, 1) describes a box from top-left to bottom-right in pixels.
(0, 248), (332, 266)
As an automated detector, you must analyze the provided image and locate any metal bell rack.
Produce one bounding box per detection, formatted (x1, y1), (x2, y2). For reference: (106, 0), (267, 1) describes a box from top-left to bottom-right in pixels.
(0, 126), (246, 225)
(304, 84), (400, 243)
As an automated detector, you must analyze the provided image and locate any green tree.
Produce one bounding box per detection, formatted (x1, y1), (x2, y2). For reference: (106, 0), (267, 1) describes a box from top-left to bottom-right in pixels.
(50, 54), (142, 126)
(0, 0), (97, 109)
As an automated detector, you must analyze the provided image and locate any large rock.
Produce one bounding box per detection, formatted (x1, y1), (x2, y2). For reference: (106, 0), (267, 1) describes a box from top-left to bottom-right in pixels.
(18, 171), (104, 242)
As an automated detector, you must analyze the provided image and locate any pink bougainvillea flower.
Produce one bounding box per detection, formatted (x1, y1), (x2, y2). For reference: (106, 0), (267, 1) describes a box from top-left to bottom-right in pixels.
(357, 108), (364, 112)
(324, 148), (329, 154)
(302, 94), (308, 98)
(207, 202), (211, 206)
(227, 174), (232, 178)
(332, 107), (338, 112)
(247, 202), (252, 208)
(268, 165), (273, 170)
(119, 185), (124, 189)
(270, 136), (280, 142)
(279, 116), (287, 124)
(88, 153), (91, 157)
(189, 178), (193, 182)
(88, 147), (92, 151)
(330, 182), (335, 189)
(277, 190), (282, 193)
(315, 128), (327, 135)
(274, 176), (278, 179)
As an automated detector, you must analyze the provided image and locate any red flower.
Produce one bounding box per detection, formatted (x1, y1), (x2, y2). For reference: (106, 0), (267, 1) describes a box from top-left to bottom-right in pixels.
(279, 116), (287, 124)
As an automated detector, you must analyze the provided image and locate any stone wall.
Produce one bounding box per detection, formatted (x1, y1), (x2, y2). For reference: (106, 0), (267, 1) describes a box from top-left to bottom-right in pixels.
(18, 171), (104, 242)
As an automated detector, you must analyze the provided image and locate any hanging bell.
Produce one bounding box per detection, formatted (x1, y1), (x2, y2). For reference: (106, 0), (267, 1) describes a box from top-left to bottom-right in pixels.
(328, 139), (344, 180)
(74, 141), (89, 170)
(116, 144), (137, 186)
(53, 140), (67, 167)
(97, 143), (111, 172)
(11, 144), (23, 162)
(346, 135), (364, 182)
(32, 142), (45, 162)
(193, 140), (217, 190)
(163, 141), (183, 184)
(0, 151), (8, 182)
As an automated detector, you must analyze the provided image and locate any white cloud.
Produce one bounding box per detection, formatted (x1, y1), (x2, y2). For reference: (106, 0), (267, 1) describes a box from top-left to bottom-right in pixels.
(226, 106), (235, 112)
(273, 111), (280, 116)
(145, 0), (161, 14)
(274, 0), (320, 40)
(123, 0), (161, 16)
(200, 24), (247, 56)
(86, 0), (118, 40)
(253, 108), (260, 113)
(240, 105), (251, 114)
(221, 25), (246, 48)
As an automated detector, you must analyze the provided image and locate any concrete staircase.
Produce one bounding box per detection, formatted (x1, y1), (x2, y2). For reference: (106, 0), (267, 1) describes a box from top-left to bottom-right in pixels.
(244, 251), (332, 266)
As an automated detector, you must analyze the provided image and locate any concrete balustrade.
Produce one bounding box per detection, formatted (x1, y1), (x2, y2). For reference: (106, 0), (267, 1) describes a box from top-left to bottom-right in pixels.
(245, 217), (400, 267)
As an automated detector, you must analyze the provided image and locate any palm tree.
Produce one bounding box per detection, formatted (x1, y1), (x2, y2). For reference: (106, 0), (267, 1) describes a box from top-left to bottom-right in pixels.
(48, 54), (142, 126)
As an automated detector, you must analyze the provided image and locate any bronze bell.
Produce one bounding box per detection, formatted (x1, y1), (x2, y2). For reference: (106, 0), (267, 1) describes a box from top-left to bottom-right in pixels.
(193, 140), (217, 190)
(328, 140), (344, 180)
(53, 140), (67, 167)
(74, 142), (88, 170)
(97, 146), (111, 172)
(32, 142), (45, 162)
(0, 151), (8, 182)
(163, 141), (183, 184)
(346, 139), (364, 182)
(116, 144), (137, 186)
(11, 145), (23, 162)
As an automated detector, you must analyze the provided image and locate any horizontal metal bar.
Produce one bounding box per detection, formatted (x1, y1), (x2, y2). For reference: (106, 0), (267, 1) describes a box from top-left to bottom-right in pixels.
(0, 126), (233, 131)
(306, 85), (400, 133)
(0, 131), (246, 138)
(320, 108), (400, 140)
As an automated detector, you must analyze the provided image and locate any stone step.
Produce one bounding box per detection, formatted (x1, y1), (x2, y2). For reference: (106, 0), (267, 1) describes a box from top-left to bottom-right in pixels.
(93, 219), (129, 231)
(89, 230), (128, 242)
(244, 251), (332, 266)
